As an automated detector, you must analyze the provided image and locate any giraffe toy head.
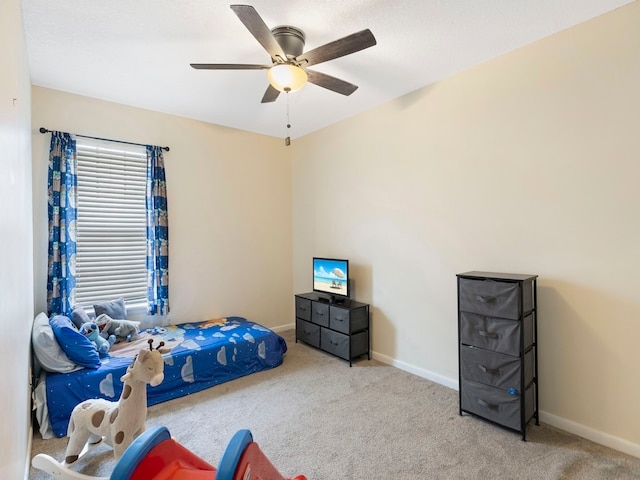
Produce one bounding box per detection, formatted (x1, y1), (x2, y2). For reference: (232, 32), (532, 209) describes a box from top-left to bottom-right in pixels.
(121, 339), (166, 386)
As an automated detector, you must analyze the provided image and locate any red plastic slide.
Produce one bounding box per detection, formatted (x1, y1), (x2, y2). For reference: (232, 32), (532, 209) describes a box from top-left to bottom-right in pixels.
(111, 426), (306, 480)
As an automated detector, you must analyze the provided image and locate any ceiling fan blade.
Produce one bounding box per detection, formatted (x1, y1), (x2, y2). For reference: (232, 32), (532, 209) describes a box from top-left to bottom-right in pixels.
(261, 84), (281, 103)
(305, 69), (358, 96)
(296, 29), (376, 67)
(230, 5), (287, 61)
(190, 63), (269, 70)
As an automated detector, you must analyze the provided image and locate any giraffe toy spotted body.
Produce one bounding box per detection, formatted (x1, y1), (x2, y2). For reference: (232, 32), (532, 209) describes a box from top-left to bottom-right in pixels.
(64, 339), (166, 464)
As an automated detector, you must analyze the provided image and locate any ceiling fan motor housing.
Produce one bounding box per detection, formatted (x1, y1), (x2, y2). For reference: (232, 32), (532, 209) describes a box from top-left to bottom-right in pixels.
(271, 26), (305, 60)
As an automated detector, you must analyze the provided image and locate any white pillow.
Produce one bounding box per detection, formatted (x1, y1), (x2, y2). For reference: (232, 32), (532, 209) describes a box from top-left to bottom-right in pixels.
(31, 312), (82, 373)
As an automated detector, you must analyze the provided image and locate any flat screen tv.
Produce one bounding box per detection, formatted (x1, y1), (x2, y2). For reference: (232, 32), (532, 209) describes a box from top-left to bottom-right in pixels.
(313, 257), (349, 303)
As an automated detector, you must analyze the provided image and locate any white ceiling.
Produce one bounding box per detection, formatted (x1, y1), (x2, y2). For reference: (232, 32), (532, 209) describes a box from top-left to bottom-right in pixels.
(22, 0), (634, 139)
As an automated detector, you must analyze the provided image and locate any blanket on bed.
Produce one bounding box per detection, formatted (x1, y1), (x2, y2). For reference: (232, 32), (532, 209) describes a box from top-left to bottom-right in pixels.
(41, 316), (287, 438)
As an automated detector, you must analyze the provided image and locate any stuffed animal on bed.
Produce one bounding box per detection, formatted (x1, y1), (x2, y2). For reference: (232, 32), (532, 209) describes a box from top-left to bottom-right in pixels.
(95, 314), (140, 342)
(80, 322), (115, 356)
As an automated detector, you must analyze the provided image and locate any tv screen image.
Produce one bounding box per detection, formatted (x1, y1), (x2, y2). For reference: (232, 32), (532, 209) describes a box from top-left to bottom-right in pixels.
(313, 257), (349, 299)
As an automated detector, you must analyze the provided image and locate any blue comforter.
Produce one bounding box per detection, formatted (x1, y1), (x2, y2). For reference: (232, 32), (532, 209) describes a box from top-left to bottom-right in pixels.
(44, 317), (287, 437)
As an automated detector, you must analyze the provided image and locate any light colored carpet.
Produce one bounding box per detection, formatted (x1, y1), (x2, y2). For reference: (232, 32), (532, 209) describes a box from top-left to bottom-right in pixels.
(30, 329), (640, 479)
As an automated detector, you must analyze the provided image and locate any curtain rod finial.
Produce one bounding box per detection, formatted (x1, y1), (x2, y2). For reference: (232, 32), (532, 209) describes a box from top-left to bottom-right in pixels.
(39, 127), (48, 134)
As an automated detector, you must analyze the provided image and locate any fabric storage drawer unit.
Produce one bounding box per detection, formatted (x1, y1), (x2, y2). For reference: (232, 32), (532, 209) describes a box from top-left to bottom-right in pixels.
(295, 297), (311, 321)
(457, 271), (539, 441)
(295, 292), (370, 366)
(296, 318), (320, 348)
(460, 345), (534, 390)
(461, 380), (536, 432)
(460, 311), (534, 356)
(320, 329), (368, 361)
(459, 278), (533, 319)
(329, 304), (368, 334)
(311, 301), (330, 327)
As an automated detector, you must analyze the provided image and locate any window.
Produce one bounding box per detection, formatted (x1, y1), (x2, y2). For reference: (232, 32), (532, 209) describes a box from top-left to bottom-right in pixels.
(74, 138), (148, 308)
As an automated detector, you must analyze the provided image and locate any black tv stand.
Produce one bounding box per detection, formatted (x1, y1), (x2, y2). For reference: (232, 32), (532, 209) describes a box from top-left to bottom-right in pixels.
(294, 292), (370, 366)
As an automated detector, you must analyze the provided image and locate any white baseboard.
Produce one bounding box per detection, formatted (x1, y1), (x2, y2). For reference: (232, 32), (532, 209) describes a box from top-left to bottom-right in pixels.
(370, 350), (640, 460)
(25, 416), (33, 480)
(540, 411), (640, 459)
(271, 323), (295, 334)
(281, 327), (640, 460)
(371, 351), (459, 391)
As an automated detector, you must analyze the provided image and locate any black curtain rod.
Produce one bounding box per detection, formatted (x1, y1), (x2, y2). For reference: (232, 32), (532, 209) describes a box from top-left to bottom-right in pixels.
(39, 127), (170, 152)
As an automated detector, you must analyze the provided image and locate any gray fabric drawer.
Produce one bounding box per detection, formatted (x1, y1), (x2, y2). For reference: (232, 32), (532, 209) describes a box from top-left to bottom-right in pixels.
(459, 279), (523, 319)
(321, 328), (368, 361)
(329, 305), (368, 334)
(295, 297), (311, 321)
(460, 312), (534, 356)
(311, 301), (329, 327)
(460, 345), (534, 390)
(296, 319), (320, 348)
(461, 380), (535, 431)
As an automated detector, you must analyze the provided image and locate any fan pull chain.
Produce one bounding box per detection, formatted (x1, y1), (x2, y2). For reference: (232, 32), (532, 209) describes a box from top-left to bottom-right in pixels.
(285, 89), (291, 146)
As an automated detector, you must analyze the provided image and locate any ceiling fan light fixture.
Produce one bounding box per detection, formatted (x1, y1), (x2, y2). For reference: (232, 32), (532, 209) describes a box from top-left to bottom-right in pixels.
(267, 64), (308, 92)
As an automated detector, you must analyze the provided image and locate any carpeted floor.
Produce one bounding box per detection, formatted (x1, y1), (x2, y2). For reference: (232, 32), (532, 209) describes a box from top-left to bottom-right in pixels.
(29, 329), (640, 479)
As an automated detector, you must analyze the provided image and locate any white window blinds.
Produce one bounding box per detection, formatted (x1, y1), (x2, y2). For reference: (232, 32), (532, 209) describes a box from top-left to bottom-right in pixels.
(75, 138), (148, 308)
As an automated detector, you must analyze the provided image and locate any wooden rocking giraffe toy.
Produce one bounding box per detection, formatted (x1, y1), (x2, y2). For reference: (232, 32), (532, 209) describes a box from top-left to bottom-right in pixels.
(32, 339), (166, 480)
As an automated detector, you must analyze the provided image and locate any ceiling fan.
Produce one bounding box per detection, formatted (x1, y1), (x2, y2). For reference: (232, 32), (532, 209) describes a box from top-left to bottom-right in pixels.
(190, 4), (377, 103)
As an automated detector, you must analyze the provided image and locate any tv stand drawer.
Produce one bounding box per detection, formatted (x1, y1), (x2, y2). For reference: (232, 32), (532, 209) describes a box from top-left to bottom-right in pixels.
(329, 305), (368, 334)
(295, 297), (311, 321)
(296, 319), (320, 348)
(321, 328), (368, 361)
(311, 302), (329, 327)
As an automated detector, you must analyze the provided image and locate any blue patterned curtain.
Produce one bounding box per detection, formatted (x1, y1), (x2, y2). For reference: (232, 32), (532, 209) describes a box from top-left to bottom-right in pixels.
(47, 132), (77, 316)
(146, 146), (170, 315)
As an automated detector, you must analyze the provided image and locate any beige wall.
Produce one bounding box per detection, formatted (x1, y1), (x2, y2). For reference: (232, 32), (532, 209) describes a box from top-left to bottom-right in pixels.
(1, 0), (35, 477)
(24, 0), (640, 461)
(31, 88), (294, 329)
(293, 2), (640, 456)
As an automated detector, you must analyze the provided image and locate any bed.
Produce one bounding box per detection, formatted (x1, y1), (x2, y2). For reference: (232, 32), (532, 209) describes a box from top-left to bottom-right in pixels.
(34, 316), (287, 439)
